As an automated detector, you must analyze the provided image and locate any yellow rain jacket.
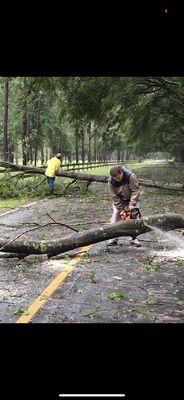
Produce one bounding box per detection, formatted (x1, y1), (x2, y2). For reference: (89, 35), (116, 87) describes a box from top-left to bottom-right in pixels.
(45, 157), (62, 178)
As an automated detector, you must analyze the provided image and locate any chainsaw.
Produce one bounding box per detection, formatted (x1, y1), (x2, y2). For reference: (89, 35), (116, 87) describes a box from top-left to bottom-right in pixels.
(120, 207), (141, 221)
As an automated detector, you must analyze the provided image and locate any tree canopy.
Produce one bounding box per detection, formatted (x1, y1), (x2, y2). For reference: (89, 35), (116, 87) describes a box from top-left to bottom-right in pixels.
(0, 76), (184, 164)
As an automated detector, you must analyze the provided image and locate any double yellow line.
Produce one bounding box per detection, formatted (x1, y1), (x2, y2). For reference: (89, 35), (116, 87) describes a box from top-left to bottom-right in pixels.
(16, 245), (92, 323)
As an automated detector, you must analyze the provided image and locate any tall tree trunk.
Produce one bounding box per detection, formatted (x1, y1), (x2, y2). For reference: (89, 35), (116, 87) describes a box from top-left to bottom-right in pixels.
(29, 146), (33, 164)
(124, 149), (130, 161)
(8, 144), (14, 163)
(52, 134), (58, 155)
(26, 116), (31, 163)
(41, 148), (44, 165)
(59, 135), (62, 158)
(94, 131), (97, 162)
(34, 134), (38, 166)
(175, 146), (184, 164)
(29, 113), (35, 165)
(45, 148), (48, 162)
(22, 101), (28, 165)
(117, 150), (121, 161)
(101, 130), (106, 161)
(34, 93), (42, 166)
(98, 120), (108, 162)
(87, 121), (92, 162)
(121, 151), (125, 162)
(3, 78), (9, 161)
(67, 151), (71, 163)
(81, 127), (85, 163)
(15, 142), (19, 164)
(75, 124), (79, 164)
(22, 79), (30, 166)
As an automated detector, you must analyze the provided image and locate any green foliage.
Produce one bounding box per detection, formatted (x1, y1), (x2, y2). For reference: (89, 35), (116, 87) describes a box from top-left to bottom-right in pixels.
(174, 260), (184, 266)
(143, 265), (161, 271)
(132, 306), (148, 315)
(89, 271), (98, 284)
(81, 310), (101, 319)
(107, 291), (126, 301)
(0, 173), (48, 199)
(15, 308), (26, 316)
(0, 178), (27, 199)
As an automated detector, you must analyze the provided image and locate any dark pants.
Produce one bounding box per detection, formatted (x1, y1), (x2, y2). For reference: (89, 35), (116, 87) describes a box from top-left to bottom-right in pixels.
(47, 177), (55, 194)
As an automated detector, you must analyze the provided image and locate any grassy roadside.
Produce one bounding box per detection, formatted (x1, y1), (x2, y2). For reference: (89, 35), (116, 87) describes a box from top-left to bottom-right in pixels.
(80, 159), (174, 176)
(0, 197), (45, 214)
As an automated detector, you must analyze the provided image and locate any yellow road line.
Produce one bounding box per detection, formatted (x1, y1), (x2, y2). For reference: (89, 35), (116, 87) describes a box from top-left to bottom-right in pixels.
(16, 245), (92, 323)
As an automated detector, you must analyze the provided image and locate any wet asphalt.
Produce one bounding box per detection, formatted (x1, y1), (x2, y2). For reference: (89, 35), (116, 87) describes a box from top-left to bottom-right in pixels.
(0, 183), (184, 323)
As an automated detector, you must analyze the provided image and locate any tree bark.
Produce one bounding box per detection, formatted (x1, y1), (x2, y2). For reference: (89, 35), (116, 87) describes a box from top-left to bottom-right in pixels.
(94, 129), (97, 162)
(75, 124), (79, 164)
(3, 78), (9, 161)
(81, 126), (85, 163)
(0, 161), (184, 191)
(8, 143), (14, 163)
(34, 93), (42, 166)
(22, 78), (31, 165)
(117, 150), (121, 161)
(45, 147), (49, 162)
(87, 121), (92, 162)
(41, 148), (44, 165)
(101, 130), (106, 161)
(0, 214), (183, 257)
(15, 142), (19, 164)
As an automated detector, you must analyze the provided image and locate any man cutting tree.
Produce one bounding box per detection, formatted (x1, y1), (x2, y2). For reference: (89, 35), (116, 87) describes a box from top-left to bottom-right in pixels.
(108, 165), (141, 246)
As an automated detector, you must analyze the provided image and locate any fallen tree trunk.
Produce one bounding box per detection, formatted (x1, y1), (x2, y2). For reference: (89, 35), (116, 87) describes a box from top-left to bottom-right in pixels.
(0, 213), (183, 257)
(0, 161), (184, 191)
(0, 161), (107, 182)
(138, 180), (184, 191)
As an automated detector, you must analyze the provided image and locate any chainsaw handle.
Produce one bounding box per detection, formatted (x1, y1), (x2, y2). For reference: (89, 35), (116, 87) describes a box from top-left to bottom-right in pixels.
(120, 210), (130, 220)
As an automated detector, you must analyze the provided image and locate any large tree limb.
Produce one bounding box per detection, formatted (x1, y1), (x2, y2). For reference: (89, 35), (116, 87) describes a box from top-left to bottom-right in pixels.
(0, 161), (184, 191)
(137, 179), (184, 191)
(0, 214), (183, 257)
(0, 161), (107, 182)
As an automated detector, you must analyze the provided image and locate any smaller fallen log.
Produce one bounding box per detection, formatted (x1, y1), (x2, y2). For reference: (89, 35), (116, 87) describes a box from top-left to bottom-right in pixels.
(0, 213), (183, 257)
(138, 179), (184, 191)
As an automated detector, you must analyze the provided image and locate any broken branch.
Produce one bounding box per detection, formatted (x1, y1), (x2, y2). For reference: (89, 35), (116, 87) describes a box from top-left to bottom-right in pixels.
(0, 213), (183, 257)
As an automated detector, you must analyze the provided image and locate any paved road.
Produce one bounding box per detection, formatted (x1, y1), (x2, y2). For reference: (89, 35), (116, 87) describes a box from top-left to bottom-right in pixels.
(0, 185), (184, 323)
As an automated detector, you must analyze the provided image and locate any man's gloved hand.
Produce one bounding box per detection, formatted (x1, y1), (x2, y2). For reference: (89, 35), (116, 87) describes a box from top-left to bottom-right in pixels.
(120, 210), (129, 220)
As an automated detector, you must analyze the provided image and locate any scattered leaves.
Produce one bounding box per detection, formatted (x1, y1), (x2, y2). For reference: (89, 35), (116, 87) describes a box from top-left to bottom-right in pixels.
(107, 291), (126, 301)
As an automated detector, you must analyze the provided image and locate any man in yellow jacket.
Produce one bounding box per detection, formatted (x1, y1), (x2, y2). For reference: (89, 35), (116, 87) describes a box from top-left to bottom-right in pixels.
(45, 153), (62, 194)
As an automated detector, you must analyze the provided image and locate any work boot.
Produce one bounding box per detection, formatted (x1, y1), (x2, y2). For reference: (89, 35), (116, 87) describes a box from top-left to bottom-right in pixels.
(107, 238), (118, 246)
(130, 238), (141, 247)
